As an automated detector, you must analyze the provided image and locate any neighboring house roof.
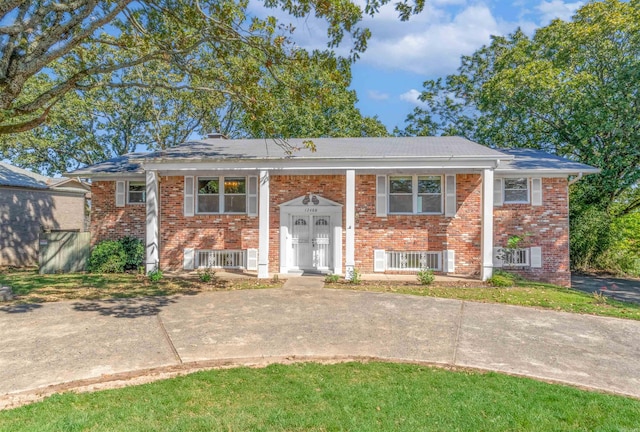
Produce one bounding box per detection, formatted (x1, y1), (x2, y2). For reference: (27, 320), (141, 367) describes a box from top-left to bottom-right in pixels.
(0, 161), (54, 189)
(65, 136), (599, 177)
(495, 149), (600, 175)
(0, 162), (90, 194)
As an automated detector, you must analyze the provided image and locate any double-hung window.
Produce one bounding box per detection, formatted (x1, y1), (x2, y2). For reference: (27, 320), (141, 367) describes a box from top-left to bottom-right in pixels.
(389, 175), (442, 214)
(224, 177), (246, 213)
(197, 177), (246, 214)
(503, 178), (529, 204)
(127, 181), (146, 204)
(197, 178), (220, 213)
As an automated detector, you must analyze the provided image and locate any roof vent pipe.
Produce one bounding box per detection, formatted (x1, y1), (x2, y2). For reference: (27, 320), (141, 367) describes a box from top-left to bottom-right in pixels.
(206, 132), (228, 139)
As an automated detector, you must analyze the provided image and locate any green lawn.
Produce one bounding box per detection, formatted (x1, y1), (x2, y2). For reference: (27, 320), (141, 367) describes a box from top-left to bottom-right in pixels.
(0, 362), (638, 431)
(0, 268), (281, 303)
(328, 280), (640, 321)
(2, 268), (640, 321)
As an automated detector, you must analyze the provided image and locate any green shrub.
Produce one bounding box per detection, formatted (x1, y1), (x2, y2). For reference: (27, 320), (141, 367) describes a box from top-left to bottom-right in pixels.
(148, 269), (163, 282)
(487, 274), (515, 287)
(197, 267), (215, 283)
(119, 236), (144, 271)
(89, 240), (127, 273)
(417, 268), (435, 285)
(349, 268), (362, 285)
(324, 273), (340, 283)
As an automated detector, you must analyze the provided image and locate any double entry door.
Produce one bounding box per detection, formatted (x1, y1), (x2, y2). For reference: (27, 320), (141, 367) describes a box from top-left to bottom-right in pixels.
(291, 215), (332, 271)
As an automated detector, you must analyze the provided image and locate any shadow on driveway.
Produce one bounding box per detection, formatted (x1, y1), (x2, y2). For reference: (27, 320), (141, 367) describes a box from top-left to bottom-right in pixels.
(572, 274), (640, 305)
(0, 303), (43, 314)
(72, 296), (178, 318)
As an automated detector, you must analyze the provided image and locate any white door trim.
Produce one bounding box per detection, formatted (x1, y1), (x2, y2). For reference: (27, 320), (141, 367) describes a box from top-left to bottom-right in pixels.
(279, 194), (343, 274)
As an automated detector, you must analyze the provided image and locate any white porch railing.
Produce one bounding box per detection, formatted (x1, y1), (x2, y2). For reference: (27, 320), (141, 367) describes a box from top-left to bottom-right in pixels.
(501, 248), (530, 267)
(195, 249), (246, 269)
(386, 251), (442, 271)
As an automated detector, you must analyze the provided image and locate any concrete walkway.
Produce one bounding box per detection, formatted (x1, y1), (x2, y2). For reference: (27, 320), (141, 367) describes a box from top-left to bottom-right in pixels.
(1, 278), (640, 408)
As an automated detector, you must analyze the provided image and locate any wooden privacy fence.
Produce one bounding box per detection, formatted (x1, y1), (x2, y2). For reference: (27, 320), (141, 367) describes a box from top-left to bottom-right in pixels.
(38, 231), (91, 274)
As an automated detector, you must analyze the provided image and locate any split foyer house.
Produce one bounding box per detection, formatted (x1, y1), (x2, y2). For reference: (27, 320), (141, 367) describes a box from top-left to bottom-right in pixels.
(68, 136), (599, 287)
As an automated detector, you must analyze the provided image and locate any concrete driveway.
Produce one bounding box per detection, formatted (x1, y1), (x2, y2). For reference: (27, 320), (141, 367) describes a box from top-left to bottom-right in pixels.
(572, 273), (640, 304)
(1, 277), (639, 408)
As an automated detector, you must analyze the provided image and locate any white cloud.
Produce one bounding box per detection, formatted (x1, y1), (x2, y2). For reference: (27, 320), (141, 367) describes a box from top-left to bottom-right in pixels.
(246, 0), (586, 78)
(536, 0), (583, 23)
(359, 3), (502, 75)
(367, 90), (390, 101)
(399, 89), (426, 106)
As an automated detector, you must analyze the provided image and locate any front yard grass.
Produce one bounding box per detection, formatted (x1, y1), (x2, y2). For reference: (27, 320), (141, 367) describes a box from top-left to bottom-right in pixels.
(0, 268), (282, 303)
(1, 362), (639, 431)
(3, 268), (640, 321)
(327, 280), (640, 321)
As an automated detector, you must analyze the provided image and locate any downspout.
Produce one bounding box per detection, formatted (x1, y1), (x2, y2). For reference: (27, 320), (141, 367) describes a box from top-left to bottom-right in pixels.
(568, 172), (583, 186)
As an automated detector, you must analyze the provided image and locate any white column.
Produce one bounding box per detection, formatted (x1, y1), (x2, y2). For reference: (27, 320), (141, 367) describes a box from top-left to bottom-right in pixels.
(345, 169), (356, 280)
(145, 170), (159, 273)
(481, 168), (494, 281)
(258, 170), (270, 279)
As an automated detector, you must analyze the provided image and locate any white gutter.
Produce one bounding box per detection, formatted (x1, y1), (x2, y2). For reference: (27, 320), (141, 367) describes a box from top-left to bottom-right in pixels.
(568, 172), (583, 186)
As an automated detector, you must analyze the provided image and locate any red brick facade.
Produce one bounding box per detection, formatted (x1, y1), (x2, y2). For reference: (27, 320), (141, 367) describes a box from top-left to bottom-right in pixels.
(90, 174), (571, 286)
(91, 181), (146, 244)
(494, 178), (570, 286)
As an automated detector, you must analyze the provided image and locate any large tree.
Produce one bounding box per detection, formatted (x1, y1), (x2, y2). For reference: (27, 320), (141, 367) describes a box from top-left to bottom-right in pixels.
(0, 48), (387, 174)
(401, 0), (639, 215)
(399, 0), (640, 270)
(0, 0), (423, 135)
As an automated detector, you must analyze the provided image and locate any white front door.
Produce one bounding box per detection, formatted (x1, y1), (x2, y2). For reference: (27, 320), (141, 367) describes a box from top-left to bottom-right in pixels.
(312, 216), (331, 270)
(291, 215), (332, 271)
(291, 216), (312, 269)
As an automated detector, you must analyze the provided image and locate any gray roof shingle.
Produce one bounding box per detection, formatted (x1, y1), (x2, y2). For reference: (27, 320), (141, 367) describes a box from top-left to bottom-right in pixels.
(65, 137), (600, 176)
(67, 136), (509, 176)
(0, 161), (53, 189)
(147, 136), (507, 160)
(0, 162), (90, 194)
(495, 149), (600, 174)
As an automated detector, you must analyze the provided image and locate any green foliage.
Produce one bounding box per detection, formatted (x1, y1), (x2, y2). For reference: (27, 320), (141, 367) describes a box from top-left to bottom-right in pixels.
(118, 237), (145, 271)
(595, 212), (640, 276)
(416, 268), (435, 285)
(349, 268), (362, 285)
(399, 0), (640, 274)
(1, 0), (420, 140)
(147, 269), (163, 282)
(89, 238), (144, 273)
(570, 206), (615, 271)
(197, 267), (216, 283)
(487, 274), (515, 287)
(1, 362), (639, 431)
(88, 241), (127, 273)
(324, 273), (340, 283)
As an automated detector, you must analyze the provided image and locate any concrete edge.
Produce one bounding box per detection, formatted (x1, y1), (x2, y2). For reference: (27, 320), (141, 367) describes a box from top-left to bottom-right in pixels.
(2, 355), (637, 411)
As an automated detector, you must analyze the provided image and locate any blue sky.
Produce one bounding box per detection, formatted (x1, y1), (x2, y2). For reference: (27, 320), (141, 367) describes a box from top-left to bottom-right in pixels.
(251, 0), (584, 131)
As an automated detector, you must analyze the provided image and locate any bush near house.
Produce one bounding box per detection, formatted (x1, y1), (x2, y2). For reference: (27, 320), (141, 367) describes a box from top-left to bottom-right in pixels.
(88, 237), (144, 273)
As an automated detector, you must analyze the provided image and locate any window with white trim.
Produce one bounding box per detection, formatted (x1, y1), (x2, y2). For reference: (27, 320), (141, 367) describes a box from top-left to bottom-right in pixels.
(196, 177), (247, 214)
(503, 178), (529, 203)
(388, 175), (442, 214)
(127, 181), (146, 204)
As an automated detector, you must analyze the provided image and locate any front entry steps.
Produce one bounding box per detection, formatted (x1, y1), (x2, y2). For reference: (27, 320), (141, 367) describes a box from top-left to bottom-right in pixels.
(282, 276), (325, 290)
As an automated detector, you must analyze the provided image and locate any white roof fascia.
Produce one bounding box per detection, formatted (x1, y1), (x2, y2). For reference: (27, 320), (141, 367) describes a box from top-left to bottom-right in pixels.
(83, 174), (146, 181)
(142, 157), (503, 172)
(495, 168), (601, 176)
